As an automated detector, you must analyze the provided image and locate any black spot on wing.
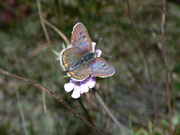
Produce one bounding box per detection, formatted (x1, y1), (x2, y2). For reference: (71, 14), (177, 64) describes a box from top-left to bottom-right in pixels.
(102, 64), (106, 68)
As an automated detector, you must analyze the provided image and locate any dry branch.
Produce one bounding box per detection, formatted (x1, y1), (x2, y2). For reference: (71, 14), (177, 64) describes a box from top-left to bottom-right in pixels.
(161, 0), (173, 134)
(126, 0), (158, 120)
(0, 68), (104, 135)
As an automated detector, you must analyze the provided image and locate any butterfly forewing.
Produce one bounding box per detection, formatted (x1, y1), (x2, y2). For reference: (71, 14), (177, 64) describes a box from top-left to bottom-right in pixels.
(71, 22), (92, 53)
(60, 47), (83, 71)
(91, 58), (115, 78)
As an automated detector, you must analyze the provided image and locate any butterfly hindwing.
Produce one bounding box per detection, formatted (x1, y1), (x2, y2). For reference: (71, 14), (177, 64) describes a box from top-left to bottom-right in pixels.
(71, 22), (92, 53)
(68, 63), (92, 81)
(90, 58), (115, 78)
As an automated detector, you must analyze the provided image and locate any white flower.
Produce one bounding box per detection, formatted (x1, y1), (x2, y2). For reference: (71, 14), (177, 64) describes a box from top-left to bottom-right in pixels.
(64, 77), (96, 99)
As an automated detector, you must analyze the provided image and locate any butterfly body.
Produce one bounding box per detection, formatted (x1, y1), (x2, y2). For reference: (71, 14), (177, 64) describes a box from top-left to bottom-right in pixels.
(60, 22), (115, 81)
(83, 52), (96, 62)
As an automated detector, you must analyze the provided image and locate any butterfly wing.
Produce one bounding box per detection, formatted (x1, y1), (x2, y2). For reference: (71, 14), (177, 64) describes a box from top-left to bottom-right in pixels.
(68, 63), (92, 81)
(90, 58), (115, 78)
(60, 47), (83, 71)
(71, 22), (93, 53)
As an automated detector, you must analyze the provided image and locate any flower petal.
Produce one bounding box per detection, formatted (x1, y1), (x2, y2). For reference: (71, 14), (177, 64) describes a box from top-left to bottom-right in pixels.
(92, 42), (96, 52)
(87, 77), (96, 89)
(64, 83), (74, 92)
(80, 84), (89, 93)
(96, 49), (102, 57)
(71, 86), (80, 99)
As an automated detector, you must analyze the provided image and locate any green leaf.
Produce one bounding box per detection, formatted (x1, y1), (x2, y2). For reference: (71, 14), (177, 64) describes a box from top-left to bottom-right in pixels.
(53, 49), (60, 56)
(61, 75), (69, 78)
(161, 119), (169, 127)
(53, 49), (60, 60)
(148, 120), (153, 135)
(172, 113), (180, 126)
(62, 43), (66, 49)
(135, 128), (148, 135)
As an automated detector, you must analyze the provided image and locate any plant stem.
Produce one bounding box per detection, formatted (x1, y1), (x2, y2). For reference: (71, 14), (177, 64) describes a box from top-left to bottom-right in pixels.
(161, 0), (173, 134)
(93, 89), (129, 135)
(43, 19), (69, 45)
(126, 0), (158, 120)
(15, 89), (29, 135)
(0, 68), (104, 135)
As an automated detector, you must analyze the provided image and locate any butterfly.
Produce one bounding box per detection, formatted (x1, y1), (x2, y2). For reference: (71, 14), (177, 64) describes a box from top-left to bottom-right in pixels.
(60, 22), (115, 81)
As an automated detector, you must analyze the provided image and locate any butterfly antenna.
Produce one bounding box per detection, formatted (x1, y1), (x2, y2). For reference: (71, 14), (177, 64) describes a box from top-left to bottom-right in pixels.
(101, 54), (116, 59)
(96, 37), (103, 48)
(96, 37), (116, 59)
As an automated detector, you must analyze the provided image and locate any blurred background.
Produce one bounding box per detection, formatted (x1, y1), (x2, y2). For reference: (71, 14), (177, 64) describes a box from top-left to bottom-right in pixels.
(0, 0), (180, 134)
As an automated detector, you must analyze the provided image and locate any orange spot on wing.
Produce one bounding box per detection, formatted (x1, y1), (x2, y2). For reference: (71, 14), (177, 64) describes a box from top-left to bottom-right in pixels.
(70, 71), (74, 75)
(69, 71), (82, 79)
(65, 63), (68, 68)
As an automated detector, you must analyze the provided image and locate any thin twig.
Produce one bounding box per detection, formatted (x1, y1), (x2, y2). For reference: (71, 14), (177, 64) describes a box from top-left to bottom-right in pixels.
(36, 0), (60, 70)
(28, 43), (48, 58)
(42, 91), (47, 114)
(37, 0), (53, 114)
(37, 0), (51, 44)
(43, 19), (69, 45)
(126, 0), (158, 120)
(93, 89), (130, 135)
(0, 68), (104, 135)
(15, 89), (29, 135)
(28, 17), (69, 58)
(78, 98), (94, 125)
(161, 0), (173, 134)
